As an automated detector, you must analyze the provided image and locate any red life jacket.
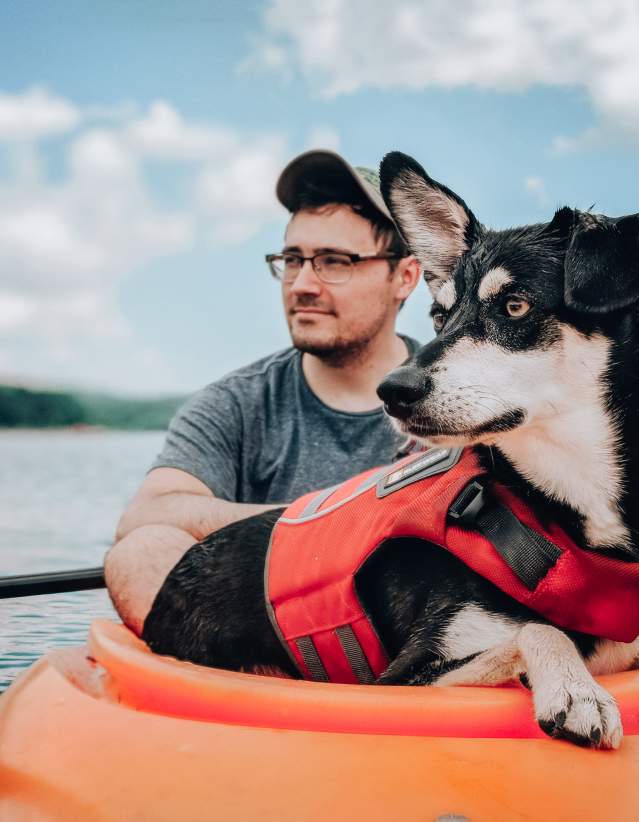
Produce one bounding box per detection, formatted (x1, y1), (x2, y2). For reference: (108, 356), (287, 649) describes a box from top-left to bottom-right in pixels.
(265, 447), (639, 685)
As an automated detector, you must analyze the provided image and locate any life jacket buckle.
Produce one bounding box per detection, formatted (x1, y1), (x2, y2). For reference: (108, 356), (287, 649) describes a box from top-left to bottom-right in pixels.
(449, 480), (486, 527)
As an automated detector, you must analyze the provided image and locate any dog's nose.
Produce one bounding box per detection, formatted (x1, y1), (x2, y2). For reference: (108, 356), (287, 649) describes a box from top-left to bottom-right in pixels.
(377, 367), (429, 418)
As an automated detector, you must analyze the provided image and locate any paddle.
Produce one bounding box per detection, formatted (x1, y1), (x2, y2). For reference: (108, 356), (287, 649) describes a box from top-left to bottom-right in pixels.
(0, 567), (105, 599)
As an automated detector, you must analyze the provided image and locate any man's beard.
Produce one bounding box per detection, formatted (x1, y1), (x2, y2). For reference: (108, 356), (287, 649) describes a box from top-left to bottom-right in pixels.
(290, 315), (388, 368)
(293, 333), (371, 368)
(287, 293), (390, 366)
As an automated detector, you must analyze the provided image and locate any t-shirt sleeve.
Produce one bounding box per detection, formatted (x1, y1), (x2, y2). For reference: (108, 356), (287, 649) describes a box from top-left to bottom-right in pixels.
(150, 382), (243, 501)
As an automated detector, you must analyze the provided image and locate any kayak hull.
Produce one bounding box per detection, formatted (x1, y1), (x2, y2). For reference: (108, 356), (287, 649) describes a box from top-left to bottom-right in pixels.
(2, 619), (639, 821)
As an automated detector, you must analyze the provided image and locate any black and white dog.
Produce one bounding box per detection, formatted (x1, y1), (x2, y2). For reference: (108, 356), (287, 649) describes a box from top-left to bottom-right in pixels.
(143, 152), (639, 750)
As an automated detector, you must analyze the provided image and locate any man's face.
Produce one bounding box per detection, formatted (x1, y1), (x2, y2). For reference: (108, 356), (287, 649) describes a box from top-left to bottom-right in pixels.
(282, 205), (401, 360)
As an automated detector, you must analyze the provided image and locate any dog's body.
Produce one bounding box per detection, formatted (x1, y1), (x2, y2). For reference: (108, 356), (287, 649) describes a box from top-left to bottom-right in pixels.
(143, 153), (639, 749)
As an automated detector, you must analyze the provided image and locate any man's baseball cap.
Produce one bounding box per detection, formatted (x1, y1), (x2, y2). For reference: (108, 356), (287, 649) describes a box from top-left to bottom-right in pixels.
(276, 149), (394, 223)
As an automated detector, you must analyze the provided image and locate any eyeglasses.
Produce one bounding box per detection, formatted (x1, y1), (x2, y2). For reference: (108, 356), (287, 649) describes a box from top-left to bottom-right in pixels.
(265, 251), (400, 284)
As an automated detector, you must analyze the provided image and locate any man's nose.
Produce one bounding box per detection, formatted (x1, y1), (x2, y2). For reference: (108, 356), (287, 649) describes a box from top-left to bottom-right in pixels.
(289, 259), (323, 293)
(377, 366), (430, 419)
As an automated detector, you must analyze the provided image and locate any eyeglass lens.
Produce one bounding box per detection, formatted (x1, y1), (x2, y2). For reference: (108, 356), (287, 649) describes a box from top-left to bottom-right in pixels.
(273, 253), (353, 284)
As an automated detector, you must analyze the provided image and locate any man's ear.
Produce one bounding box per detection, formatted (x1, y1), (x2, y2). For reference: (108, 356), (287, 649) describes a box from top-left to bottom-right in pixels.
(393, 255), (421, 303)
(564, 212), (639, 313)
(380, 151), (480, 291)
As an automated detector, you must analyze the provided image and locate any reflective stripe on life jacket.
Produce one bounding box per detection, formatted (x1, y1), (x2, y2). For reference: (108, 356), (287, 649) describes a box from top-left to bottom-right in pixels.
(264, 448), (639, 684)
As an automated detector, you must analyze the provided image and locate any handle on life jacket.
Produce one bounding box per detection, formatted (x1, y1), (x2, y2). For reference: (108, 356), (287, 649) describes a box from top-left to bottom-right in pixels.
(449, 482), (562, 591)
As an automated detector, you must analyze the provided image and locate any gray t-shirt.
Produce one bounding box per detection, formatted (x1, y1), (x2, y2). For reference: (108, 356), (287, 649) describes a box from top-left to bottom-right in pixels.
(152, 335), (421, 504)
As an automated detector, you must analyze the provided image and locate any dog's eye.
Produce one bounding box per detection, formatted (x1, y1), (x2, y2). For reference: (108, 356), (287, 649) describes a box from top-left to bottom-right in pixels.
(432, 312), (446, 332)
(505, 297), (531, 318)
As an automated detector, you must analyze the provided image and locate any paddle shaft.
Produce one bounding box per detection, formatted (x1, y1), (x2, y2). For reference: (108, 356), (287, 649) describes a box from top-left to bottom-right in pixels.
(0, 567), (105, 599)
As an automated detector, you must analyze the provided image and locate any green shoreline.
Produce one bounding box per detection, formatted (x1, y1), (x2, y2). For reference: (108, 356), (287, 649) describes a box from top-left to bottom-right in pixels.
(0, 385), (186, 431)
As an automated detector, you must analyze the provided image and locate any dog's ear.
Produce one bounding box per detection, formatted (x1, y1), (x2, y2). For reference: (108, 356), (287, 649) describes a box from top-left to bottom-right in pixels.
(380, 152), (479, 291)
(563, 211), (639, 313)
(544, 205), (576, 240)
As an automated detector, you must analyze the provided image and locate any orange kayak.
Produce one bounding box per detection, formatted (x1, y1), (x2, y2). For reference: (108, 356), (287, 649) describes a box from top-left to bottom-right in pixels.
(1, 618), (639, 821)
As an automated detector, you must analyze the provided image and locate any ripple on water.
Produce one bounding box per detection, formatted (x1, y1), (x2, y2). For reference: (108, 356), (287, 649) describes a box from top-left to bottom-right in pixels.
(0, 589), (118, 692)
(0, 430), (165, 693)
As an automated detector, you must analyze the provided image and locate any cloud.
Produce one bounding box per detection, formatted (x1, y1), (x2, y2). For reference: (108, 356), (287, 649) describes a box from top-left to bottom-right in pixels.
(305, 125), (340, 152)
(0, 89), (341, 391)
(0, 88), (81, 141)
(0, 89), (139, 143)
(195, 134), (290, 242)
(524, 176), (549, 206)
(124, 102), (342, 244)
(0, 292), (36, 332)
(250, 0), (639, 144)
(0, 113), (195, 386)
(0, 128), (193, 296)
(191, 121), (342, 243)
(0, 327), (181, 395)
(125, 101), (237, 160)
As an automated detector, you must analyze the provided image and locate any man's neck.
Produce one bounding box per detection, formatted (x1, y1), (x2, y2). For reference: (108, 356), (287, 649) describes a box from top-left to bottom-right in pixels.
(301, 332), (410, 413)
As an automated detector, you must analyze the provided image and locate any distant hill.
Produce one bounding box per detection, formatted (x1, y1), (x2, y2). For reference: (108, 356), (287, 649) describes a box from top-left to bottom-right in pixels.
(0, 385), (186, 430)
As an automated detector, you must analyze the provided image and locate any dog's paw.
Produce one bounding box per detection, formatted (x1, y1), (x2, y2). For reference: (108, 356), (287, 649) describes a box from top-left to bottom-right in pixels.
(534, 678), (622, 749)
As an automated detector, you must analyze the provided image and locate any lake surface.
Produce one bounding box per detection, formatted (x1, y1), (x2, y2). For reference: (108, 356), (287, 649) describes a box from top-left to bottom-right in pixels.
(0, 429), (165, 691)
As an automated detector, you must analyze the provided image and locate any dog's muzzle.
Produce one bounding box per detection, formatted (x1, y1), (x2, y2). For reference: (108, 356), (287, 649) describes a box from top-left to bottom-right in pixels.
(377, 366), (430, 420)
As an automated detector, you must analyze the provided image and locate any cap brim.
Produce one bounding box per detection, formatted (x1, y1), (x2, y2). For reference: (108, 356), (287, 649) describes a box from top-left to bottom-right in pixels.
(276, 149), (394, 223)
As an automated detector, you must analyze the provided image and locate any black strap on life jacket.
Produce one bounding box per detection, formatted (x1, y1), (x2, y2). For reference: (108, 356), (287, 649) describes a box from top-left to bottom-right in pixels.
(294, 625), (376, 684)
(449, 481), (562, 590)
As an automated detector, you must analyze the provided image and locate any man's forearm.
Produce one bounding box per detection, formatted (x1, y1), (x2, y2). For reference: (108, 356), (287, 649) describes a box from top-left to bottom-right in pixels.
(105, 523), (196, 636)
(116, 492), (280, 543)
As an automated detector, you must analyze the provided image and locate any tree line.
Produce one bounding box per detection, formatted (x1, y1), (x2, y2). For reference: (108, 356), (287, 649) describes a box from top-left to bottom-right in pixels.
(0, 385), (185, 430)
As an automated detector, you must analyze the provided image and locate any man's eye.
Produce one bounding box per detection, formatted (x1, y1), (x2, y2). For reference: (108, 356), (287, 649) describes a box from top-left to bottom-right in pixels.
(283, 255), (301, 267)
(432, 312), (446, 332)
(505, 297), (531, 318)
(320, 254), (351, 268)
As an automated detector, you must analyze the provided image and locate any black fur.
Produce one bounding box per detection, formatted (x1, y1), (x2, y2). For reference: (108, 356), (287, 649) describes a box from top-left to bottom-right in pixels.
(143, 152), (639, 748)
(565, 212), (639, 312)
(143, 513), (597, 682)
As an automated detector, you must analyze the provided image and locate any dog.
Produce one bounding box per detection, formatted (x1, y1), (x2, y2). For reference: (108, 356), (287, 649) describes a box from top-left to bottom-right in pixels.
(142, 151), (639, 750)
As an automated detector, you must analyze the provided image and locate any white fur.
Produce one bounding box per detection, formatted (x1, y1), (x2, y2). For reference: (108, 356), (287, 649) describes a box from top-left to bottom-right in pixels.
(518, 625), (622, 749)
(477, 266), (513, 300)
(435, 279), (456, 310)
(587, 637), (639, 677)
(495, 328), (628, 548)
(440, 603), (519, 660)
(404, 327), (628, 549)
(389, 169), (469, 287)
(437, 624), (623, 749)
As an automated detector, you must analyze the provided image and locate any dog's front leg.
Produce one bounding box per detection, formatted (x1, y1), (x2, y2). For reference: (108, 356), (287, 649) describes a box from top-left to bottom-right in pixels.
(435, 624), (622, 749)
(517, 624), (622, 749)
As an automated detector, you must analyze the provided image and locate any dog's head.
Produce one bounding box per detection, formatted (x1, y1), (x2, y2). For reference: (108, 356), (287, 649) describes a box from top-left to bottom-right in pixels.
(377, 151), (639, 448)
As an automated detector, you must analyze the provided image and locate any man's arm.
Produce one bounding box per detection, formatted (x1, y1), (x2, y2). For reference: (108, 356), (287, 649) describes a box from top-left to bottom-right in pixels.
(115, 467), (277, 543)
(105, 467), (279, 636)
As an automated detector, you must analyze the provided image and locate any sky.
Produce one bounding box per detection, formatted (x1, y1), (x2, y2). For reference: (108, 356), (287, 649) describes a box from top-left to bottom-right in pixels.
(1, 0), (638, 396)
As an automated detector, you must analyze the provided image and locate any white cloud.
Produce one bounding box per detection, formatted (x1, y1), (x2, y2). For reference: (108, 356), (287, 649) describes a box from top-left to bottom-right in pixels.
(0, 328), (182, 395)
(251, 0), (639, 144)
(125, 101), (236, 160)
(69, 129), (137, 178)
(124, 102), (296, 242)
(0, 115), (195, 377)
(0, 89), (341, 391)
(83, 100), (139, 123)
(0, 292), (36, 331)
(305, 125), (340, 152)
(0, 128), (193, 297)
(524, 175), (549, 206)
(0, 88), (81, 141)
(195, 134), (289, 242)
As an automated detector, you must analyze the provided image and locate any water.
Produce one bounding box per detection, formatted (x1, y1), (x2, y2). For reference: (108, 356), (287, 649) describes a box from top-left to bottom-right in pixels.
(0, 429), (165, 691)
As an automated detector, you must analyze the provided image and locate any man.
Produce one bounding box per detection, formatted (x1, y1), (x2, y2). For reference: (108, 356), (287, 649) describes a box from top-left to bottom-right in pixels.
(105, 150), (422, 634)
